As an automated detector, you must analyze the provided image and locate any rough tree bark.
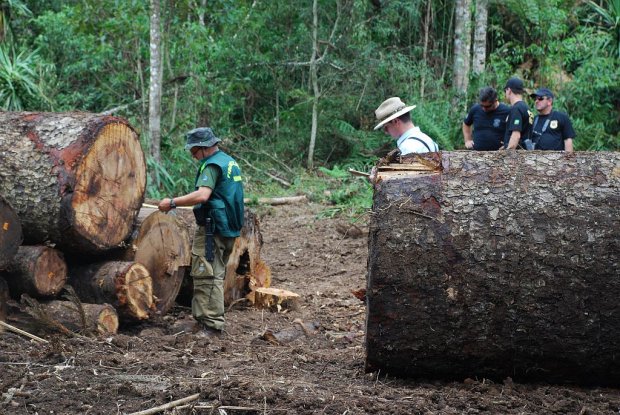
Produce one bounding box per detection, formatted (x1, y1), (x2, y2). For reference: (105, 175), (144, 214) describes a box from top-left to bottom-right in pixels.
(0, 196), (22, 270)
(2, 245), (67, 298)
(0, 112), (146, 253)
(366, 151), (620, 385)
(472, 0), (488, 75)
(69, 261), (153, 321)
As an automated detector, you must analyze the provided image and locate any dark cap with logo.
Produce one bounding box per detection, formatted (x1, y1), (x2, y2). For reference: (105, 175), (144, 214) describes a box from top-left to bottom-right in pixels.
(530, 88), (554, 100)
(504, 77), (525, 94)
(184, 127), (221, 151)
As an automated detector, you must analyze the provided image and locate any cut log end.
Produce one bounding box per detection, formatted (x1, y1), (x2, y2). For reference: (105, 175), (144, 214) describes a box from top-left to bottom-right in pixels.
(251, 287), (299, 311)
(96, 304), (119, 335)
(33, 247), (67, 297)
(71, 122), (146, 250)
(122, 262), (153, 320)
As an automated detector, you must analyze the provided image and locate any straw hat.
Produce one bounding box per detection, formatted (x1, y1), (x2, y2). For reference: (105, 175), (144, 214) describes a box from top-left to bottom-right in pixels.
(373, 97), (416, 130)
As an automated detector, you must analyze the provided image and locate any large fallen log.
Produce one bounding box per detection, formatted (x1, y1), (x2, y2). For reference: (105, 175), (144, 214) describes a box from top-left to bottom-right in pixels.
(116, 209), (190, 315)
(0, 196), (22, 270)
(69, 261), (153, 321)
(0, 112), (146, 252)
(366, 151), (620, 385)
(1, 245), (67, 298)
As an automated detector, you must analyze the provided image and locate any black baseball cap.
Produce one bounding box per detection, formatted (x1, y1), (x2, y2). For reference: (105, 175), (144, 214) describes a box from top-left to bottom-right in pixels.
(530, 88), (554, 99)
(504, 77), (525, 93)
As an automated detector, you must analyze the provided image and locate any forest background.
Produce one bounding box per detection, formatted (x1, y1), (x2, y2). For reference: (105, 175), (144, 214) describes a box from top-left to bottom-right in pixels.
(2, 0), (619, 215)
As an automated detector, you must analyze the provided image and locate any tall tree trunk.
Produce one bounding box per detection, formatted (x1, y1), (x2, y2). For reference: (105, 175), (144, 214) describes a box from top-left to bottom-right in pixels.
(420, 0), (432, 99)
(452, 0), (472, 93)
(366, 151), (620, 385)
(472, 0), (488, 75)
(149, 0), (163, 170)
(0, 112), (146, 253)
(307, 0), (320, 170)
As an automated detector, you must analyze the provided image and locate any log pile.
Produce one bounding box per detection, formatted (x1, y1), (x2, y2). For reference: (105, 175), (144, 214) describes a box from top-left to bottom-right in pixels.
(366, 151), (620, 385)
(0, 111), (272, 339)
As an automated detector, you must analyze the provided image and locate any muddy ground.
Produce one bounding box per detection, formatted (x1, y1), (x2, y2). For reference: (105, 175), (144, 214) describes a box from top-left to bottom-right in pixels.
(2, 203), (620, 414)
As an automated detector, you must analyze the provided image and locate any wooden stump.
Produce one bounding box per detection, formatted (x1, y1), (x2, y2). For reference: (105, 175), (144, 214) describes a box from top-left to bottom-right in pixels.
(0, 112), (146, 252)
(41, 301), (118, 335)
(1, 246), (67, 299)
(120, 209), (190, 315)
(69, 261), (153, 321)
(366, 151), (620, 385)
(0, 196), (22, 270)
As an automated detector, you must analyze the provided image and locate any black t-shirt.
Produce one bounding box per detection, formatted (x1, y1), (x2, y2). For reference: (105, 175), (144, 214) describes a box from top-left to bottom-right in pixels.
(464, 103), (510, 151)
(503, 100), (533, 149)
(532, 110), (576, 151)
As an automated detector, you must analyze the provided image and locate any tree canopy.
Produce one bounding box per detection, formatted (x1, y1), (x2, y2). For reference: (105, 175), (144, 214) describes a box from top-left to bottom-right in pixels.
(4, 0), (619, 198)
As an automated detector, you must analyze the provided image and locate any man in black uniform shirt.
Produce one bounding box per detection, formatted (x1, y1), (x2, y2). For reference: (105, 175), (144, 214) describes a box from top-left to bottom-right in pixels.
(463, 86), (510, 151)
(503, 77), (533, 150)
(529, 87), (575, 152)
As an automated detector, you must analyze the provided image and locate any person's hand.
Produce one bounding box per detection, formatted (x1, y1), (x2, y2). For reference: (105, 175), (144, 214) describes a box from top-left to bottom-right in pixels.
(158, 198), (173, 212)
(465, 141), (474, 150)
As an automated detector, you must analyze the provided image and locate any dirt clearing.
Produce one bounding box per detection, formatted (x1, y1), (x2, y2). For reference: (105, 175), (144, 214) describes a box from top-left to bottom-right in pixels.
(1, 203), (619, 414)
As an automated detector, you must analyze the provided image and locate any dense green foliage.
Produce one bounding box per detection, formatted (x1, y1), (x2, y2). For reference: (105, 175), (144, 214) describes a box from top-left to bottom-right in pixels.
(3, 0), (619, 212)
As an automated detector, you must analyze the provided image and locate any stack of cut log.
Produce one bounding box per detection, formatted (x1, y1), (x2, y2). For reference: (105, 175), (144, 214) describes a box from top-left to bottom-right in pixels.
(0, 112), (272, 338)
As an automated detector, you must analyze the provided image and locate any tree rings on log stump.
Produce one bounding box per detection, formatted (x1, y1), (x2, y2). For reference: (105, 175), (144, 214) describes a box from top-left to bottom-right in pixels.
(252, 287), (299, 312)
(0, 112), (146, 252)
(0, 196), (22, 270)
(2, 246), (67, 298)
(125, 210), (190, 315)
(69, 261), (153, 321)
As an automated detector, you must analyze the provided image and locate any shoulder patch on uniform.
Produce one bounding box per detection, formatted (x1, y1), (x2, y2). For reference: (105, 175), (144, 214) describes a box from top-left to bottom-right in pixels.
(514, 119), (520, 125)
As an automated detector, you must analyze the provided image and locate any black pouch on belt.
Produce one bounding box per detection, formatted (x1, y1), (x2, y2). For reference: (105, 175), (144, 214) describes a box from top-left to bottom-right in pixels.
(205, 217), (215, 262)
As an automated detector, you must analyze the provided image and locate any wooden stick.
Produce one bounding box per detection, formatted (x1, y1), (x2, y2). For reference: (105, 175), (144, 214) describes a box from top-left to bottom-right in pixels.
(348, 168), (370, 177)
(0, 320), (49, 344)
(125, 393), (200, 415)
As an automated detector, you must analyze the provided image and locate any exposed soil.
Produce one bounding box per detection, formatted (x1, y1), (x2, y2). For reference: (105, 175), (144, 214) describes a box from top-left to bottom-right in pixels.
(1, 203), (620, 414)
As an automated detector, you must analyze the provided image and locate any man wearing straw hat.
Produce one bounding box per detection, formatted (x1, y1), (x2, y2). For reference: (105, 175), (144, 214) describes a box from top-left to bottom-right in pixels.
(373, 97), (439, 155)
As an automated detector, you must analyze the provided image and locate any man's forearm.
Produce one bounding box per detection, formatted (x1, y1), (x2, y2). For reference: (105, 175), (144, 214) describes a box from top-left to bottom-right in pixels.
(506, 131), (521, 149)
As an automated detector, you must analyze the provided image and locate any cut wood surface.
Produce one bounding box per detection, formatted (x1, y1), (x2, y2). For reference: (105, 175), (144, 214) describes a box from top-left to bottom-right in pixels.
(1, 245), (67, 298)
(0, 112), (146, 252)
(0, 196), (22, 270)
(367, 150), (620, 385)
(41, 300), (118, 335)
(251, 287), (299, 311)
(120, 209), (190, 315)
(69, 261), (153, 321)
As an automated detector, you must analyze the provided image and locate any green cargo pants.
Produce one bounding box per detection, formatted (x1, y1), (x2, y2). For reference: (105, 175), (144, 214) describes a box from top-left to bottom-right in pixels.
(190, 225), (236, 331)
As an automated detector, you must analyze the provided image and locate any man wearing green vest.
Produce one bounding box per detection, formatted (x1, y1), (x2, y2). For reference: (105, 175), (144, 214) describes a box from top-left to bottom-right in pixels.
(158, 127), (244, 337)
